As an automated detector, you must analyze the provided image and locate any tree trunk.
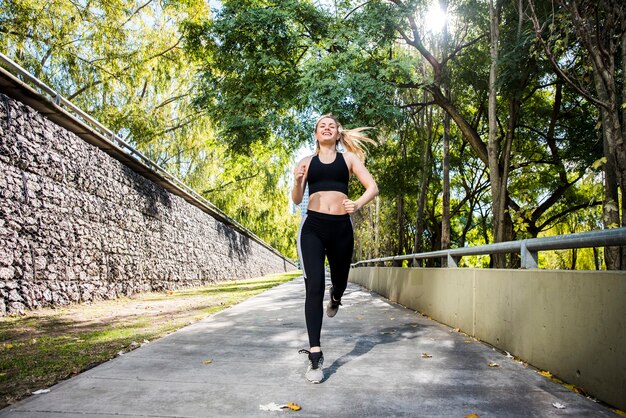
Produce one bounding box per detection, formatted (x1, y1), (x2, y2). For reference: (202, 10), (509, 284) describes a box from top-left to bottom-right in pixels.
(441, 110), (451, 254)
(440, 0), (451, 261)
(394, 195), (405, 267)
(593, 70), (624, 270)
(621, 18), (626, 269)
(427, 86), (489, 164)
(566, 0), (625, 269)
(623, 21), (626, 142)
(374, 196), (380, 260)
(413, 107), (433, 266)
(602, 119), (622, 269)
(488, 0), (507, 268)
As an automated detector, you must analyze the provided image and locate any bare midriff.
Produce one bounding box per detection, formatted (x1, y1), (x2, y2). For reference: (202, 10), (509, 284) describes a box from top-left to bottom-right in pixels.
(308, 191), (348, 215)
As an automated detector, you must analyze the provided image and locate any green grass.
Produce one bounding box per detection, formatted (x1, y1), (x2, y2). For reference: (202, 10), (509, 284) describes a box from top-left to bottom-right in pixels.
(0, 271), (301, 408)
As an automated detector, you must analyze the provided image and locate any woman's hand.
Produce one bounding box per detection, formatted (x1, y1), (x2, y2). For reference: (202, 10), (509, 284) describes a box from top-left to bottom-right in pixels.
(343, 152), (378, 212)
(291, 157), (311, 205)
(342, 199), (359, 214)
(294, 161), (307, 185)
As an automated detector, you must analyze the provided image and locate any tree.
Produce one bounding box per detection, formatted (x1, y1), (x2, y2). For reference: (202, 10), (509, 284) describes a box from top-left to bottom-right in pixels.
(0, 0), (210, 148)
(0, 0), (300, 258)
(487, 0), (506, 265)
(387, 0), (604, 265)
(527, 0), (625, 269)
(183, 0), (325, 154)
(185, 0), (611, 267)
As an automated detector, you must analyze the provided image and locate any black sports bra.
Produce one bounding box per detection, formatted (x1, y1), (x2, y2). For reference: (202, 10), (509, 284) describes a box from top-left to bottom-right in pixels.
(307, 153), (349, 195)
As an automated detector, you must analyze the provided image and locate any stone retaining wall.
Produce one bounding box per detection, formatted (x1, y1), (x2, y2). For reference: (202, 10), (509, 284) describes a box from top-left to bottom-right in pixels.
(0, 93), (294, 316)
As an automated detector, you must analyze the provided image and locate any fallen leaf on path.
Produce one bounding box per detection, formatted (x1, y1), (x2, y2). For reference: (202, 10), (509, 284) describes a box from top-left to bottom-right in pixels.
(32, 389), (50, 394)
(452, 328), (460, 332)
(565, 383), (587, 395)
(552, 402), (566, 409)
(464, 340), (473, 343)
(259, 402), (301, 412)
(465, 414), (480, 418)
(259, 402), (283, 411)
(421, 353), (432, 358)
(488, 362), (499, 367)
(202, 359), (213, 365)
(538, 370), (588, 396)
(285, 402), (301, 411)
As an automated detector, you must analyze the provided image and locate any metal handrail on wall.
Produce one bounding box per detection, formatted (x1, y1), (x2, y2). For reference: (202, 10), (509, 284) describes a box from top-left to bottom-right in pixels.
(352, 227), (626, 269)
(0, 54), (163, 171)
(0, 52), (291, 263)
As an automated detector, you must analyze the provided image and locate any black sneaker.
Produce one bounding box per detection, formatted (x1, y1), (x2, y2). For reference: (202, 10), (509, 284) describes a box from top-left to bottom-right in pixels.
(298, 349), (324, 383)
(326, 286), (342, 318)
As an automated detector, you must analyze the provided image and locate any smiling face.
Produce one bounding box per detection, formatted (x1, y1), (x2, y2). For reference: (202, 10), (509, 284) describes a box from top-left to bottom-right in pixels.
(315, 117), (341, 144)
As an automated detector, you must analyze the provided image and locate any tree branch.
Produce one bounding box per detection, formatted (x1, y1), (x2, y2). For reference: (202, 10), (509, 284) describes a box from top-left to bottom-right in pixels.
(536, 200), (603, 232)
(202, 172), (260, 194)
(441, 34), (488, 67)
(119, 0), (156, 30)
(531, 173), (584, 223)
(525, 0), (608, 109)
(343, 0), (376, 20)
(400, 101), (435, 109)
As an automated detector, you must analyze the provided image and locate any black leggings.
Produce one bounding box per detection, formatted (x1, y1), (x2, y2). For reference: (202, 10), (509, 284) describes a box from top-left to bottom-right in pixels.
(297, 210), (354, 347)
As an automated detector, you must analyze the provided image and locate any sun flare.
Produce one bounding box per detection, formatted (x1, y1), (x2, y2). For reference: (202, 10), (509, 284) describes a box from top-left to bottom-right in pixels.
(425, 4), (448, 34)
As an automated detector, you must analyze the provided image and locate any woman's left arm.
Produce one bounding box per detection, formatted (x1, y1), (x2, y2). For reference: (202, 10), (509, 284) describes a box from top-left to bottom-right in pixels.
(342, 153), (378, 214)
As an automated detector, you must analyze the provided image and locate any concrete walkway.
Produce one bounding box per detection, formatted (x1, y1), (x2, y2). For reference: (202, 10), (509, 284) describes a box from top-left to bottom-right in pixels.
(0, 277), (617, 417)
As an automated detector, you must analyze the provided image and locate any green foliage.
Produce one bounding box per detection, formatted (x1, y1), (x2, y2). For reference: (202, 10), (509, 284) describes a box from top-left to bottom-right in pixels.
(183, 0), (323, 152)
(1, 0), (299, 258)
(2, 0), (613, 269)
(194, 141), (301, 259)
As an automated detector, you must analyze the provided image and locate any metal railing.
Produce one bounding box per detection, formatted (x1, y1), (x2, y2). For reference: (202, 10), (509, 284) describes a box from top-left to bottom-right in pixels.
(352, 227), (626, 269)
(0, 52), (292, 263)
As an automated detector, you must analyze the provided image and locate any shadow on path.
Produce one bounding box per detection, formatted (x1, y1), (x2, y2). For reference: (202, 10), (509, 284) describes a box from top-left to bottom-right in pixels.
(324, 321), (425, 381)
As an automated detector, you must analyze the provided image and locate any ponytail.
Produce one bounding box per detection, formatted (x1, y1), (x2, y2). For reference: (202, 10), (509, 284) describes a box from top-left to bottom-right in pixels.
(338, 126), (377, 161)
(314, 114), (377, 161)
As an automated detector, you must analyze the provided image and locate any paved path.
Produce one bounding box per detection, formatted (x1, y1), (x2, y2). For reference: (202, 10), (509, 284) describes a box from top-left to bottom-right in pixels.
(0, 277), (617, 417)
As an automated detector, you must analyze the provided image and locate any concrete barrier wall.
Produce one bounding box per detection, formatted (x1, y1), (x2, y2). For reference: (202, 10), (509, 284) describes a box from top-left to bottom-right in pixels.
(350, 267), (626, 411)
(0, 93), (295, 316)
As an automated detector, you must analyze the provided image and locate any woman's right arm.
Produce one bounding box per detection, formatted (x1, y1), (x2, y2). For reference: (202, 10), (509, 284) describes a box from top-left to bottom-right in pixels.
(291, 157), (310, 205)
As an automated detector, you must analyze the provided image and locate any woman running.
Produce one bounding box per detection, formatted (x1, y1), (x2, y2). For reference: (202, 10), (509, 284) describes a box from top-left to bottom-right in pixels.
(291, 114), (378, 383)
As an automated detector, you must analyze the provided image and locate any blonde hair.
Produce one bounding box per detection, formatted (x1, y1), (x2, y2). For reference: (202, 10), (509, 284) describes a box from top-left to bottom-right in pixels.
(314, 114), (377, 161)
